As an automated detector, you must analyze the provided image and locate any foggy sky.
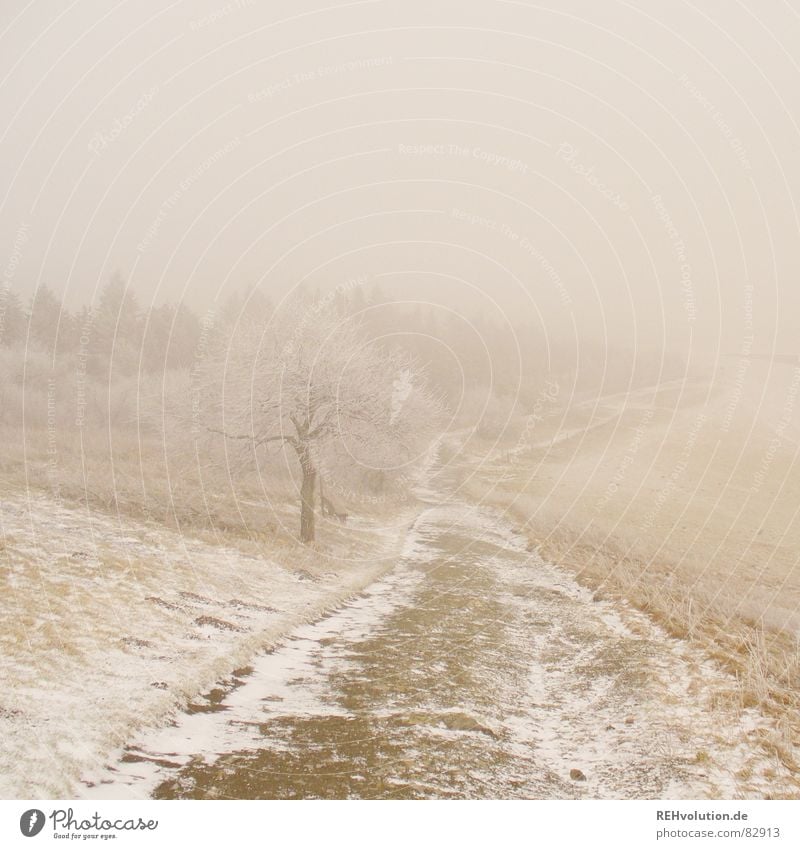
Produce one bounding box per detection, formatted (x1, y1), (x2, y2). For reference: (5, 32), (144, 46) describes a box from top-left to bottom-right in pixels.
(2, 0), (799, 358)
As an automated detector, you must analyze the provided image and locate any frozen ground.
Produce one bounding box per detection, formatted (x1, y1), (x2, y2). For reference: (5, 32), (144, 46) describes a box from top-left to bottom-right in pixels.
(470, 363), (800, 637)
(80, 495), (796, 800)
(0, 490), (405, 798)
(2, 427), (796, 799)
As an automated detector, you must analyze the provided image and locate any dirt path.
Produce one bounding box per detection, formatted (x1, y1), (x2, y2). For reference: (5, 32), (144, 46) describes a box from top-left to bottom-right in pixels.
(81, 480), (794, 799)
(0, 490), (404, 797)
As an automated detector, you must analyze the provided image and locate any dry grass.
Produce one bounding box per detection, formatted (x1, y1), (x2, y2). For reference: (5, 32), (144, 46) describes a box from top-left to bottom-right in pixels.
(454, 364), (800, 785)
(1, 421), (406, 556)
(488, 505), (800, 782)
(0, 473), (410, 797)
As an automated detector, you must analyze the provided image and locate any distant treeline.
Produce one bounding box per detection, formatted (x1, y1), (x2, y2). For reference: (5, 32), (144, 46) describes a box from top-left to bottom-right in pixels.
(0, 275), (686, 433)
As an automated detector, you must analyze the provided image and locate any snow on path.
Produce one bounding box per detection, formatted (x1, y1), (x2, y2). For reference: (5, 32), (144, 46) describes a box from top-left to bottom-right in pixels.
(79, 499), (797, 799)
(0, 490), (403, 798)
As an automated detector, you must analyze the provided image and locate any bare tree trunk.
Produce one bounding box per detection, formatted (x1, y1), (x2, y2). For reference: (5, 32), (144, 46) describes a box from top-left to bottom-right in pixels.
(298, 446), (316, 544)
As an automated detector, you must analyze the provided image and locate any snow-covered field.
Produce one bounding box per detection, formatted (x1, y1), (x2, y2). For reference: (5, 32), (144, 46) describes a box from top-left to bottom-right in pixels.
(0, 490), (406, 798)
(2, 426), (796, 800)
(459, 365), (800, 769)
(78, 499), (798, 799)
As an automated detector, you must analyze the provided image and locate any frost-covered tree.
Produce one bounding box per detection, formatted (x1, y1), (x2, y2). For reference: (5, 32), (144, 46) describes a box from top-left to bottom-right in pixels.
(197, 296), (442, 543)
(26, 285), (64, 355)
(141, 301), (201, 374)
(92, 273), (142, 376)
(0, 286), (24, 347)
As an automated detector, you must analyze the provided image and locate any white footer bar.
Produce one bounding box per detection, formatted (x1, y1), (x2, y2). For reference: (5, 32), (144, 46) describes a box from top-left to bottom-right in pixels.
(1, 799), (795, 848)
